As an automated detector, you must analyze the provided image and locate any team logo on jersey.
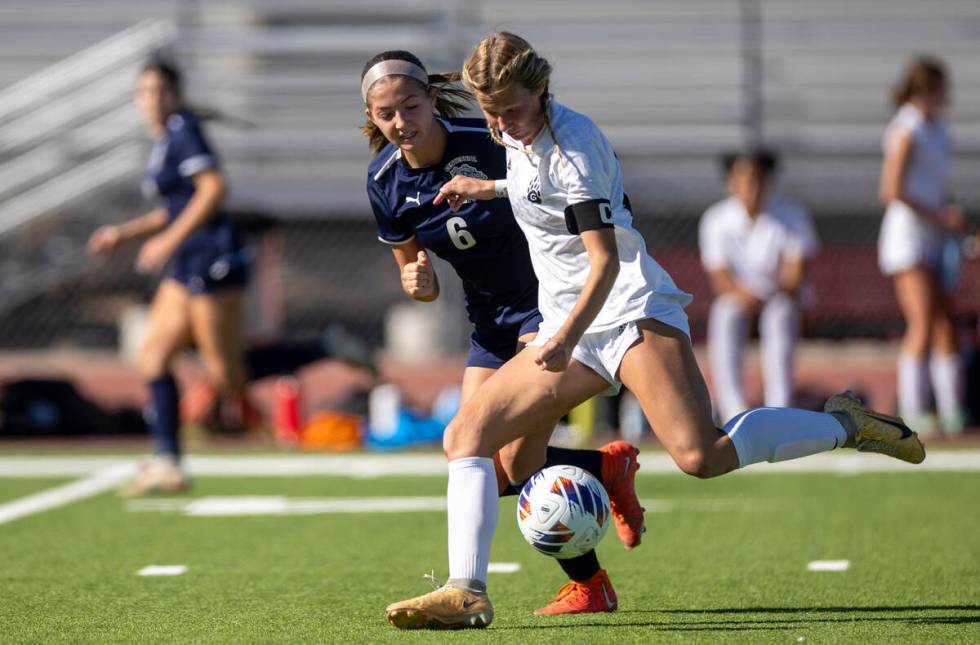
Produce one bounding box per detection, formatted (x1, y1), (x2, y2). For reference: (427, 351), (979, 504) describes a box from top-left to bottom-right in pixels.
(526, 175), (541, 203)
(450, 164), (488, 180)
(445, 155), (488, 180)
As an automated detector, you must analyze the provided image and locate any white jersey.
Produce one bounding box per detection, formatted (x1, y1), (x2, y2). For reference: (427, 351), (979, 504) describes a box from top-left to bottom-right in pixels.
(502, 100), (692, 333)
(878, 104), (950, 274)
(884, 103), (949, 213)
(699, 195), (819, 299)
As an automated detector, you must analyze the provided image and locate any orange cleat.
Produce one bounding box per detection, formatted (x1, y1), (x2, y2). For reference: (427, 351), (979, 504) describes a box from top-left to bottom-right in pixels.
(534, 569), (617, 616)
(598, 440), (645, 549)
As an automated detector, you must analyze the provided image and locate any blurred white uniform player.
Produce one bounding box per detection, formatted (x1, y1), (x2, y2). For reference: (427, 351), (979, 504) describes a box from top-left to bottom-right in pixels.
(878, 56), (965, 433)
(700, 150), (819, 421)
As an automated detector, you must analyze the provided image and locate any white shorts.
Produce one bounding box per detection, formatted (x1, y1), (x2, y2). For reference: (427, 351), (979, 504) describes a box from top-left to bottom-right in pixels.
(878, 200), (943, 275)
(530, 305), (690, 395)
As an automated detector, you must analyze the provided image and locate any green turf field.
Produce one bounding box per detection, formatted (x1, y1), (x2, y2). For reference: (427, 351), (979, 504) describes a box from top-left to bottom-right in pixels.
(1, 467), (978, 643)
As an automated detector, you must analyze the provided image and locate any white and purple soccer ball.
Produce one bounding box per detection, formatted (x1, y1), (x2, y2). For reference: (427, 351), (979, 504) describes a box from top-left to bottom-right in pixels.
(516, 465), (611, 559)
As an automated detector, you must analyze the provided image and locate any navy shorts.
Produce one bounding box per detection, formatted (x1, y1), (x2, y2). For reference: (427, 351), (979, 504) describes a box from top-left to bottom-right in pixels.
(166, 247), (250, 295)
(467, 309), (544, 369)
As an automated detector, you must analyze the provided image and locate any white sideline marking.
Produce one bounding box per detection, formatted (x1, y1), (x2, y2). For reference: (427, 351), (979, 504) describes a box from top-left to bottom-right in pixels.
(0, 464), (135, 526)
(138, 565), (187, 576)
(128, 496), (447, 516)
(487, 562), (521, 574)
(1, 450), (979, 481)
(807, 560), (850, 572)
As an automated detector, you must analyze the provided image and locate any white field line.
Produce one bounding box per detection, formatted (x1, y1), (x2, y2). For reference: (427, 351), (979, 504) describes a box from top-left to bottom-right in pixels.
(807, 560), (850, 572)
(0, 463), (135, 525)
(1, 451), (980, 479)
(137, 565), (187, 576)
(487, 562), (521, 574)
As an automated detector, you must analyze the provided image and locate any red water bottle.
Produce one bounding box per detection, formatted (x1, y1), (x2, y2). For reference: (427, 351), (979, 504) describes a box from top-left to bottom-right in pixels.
(274, 376), (301, 445)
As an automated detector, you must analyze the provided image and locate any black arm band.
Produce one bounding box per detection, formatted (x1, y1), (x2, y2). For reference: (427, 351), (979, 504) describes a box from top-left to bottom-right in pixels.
(563, 199), (615, 235)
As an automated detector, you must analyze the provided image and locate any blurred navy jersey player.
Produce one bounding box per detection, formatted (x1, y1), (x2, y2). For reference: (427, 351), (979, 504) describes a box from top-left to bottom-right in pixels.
(145, 109), (248, 294)
(361, 50), (646, 619)
(87, 58), (251, 495)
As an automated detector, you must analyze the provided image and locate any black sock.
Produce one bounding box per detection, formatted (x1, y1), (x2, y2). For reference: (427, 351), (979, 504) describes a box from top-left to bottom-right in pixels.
(500, 481), (523, 497)
(497, 446), (606, 498)
(543, 446), (604, 484)
(557, 549), (600, 582)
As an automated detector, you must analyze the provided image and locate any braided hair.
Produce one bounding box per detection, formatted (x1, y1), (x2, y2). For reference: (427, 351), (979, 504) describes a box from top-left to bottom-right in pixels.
(461, 32), (560, 155)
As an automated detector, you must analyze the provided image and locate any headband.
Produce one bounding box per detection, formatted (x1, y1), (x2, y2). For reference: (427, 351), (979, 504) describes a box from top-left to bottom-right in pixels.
(361, 59), (429, 103)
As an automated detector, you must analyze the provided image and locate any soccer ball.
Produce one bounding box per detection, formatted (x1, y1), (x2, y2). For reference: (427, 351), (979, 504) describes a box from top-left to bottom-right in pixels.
(516, 465), (611, 559)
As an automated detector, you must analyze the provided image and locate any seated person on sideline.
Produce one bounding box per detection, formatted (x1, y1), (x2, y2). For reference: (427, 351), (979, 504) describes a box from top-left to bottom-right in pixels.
(699, 149), (819, 422)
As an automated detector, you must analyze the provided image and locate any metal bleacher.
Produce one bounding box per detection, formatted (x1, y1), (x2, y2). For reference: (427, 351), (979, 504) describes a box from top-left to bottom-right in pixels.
(3, 0), (980, 222)
(0, 1), (978, 345)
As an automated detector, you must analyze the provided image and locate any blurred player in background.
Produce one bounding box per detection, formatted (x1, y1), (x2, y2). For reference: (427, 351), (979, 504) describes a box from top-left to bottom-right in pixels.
(385, 32), (926, 630)
(361, 50), (644, 616)
(700, 149), (819, 421)
(88, 58), (251, 494)
(878, 55), (966, 434)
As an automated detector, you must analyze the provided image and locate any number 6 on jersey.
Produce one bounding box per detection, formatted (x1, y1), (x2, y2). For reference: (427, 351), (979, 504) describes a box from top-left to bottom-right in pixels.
(447, 216), (477, 250)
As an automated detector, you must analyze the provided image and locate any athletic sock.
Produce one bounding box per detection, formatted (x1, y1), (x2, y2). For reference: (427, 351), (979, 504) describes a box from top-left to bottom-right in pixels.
(929, 353), (963, 429)
(542, 447), (604, 482)
(446, 457), (498, 586)
(148, 375), (180, 459)
(723, 407), (847, 467)
(497, 447), (605, 498)
(898, 352), (928, 421)
(557, 549), (601, 582)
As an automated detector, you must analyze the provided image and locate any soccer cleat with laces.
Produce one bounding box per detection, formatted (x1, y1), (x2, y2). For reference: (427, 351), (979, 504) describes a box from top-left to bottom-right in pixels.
(386, 580), (493, 630)
(534, 569), (618, 616)
(824, 390), (925, 464)
(598, 440), (645, 549)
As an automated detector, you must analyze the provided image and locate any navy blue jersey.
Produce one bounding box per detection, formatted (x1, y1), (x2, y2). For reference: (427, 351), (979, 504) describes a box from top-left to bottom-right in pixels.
(367, 118), (538, 330)
(143, 109), (240, 256)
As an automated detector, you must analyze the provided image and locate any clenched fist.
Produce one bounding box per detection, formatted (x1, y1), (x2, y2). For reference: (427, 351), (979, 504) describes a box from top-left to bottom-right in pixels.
(402, 250), (438, 300)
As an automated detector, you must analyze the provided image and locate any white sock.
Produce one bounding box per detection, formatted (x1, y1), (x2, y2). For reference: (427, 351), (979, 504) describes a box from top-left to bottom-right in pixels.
(898, 352), (928, 420)
(446, 457), (498, 587)
(929, 353), (962, 424)
(723, 407), (848, 467)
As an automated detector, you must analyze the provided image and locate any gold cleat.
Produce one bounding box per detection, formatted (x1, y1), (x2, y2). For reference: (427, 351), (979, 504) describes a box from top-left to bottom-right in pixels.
(824, 390), (925, 464)
(385, 583), (493, 630)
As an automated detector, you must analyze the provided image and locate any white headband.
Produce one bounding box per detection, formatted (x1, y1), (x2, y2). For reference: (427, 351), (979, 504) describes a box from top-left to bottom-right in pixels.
(361, 59), (429, 103)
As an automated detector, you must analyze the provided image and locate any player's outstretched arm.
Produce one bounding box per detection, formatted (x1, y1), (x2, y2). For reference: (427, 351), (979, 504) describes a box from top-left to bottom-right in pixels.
(434, 175), (498, 212)
(87, 208), (168, 256)
(392, 241), (439, 302)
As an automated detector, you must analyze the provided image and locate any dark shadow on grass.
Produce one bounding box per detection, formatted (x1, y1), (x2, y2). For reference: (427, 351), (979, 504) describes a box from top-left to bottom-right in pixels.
(492, 621), (796, 632)
(492, 607), (980, 632)
(652, 604), (980, 614)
